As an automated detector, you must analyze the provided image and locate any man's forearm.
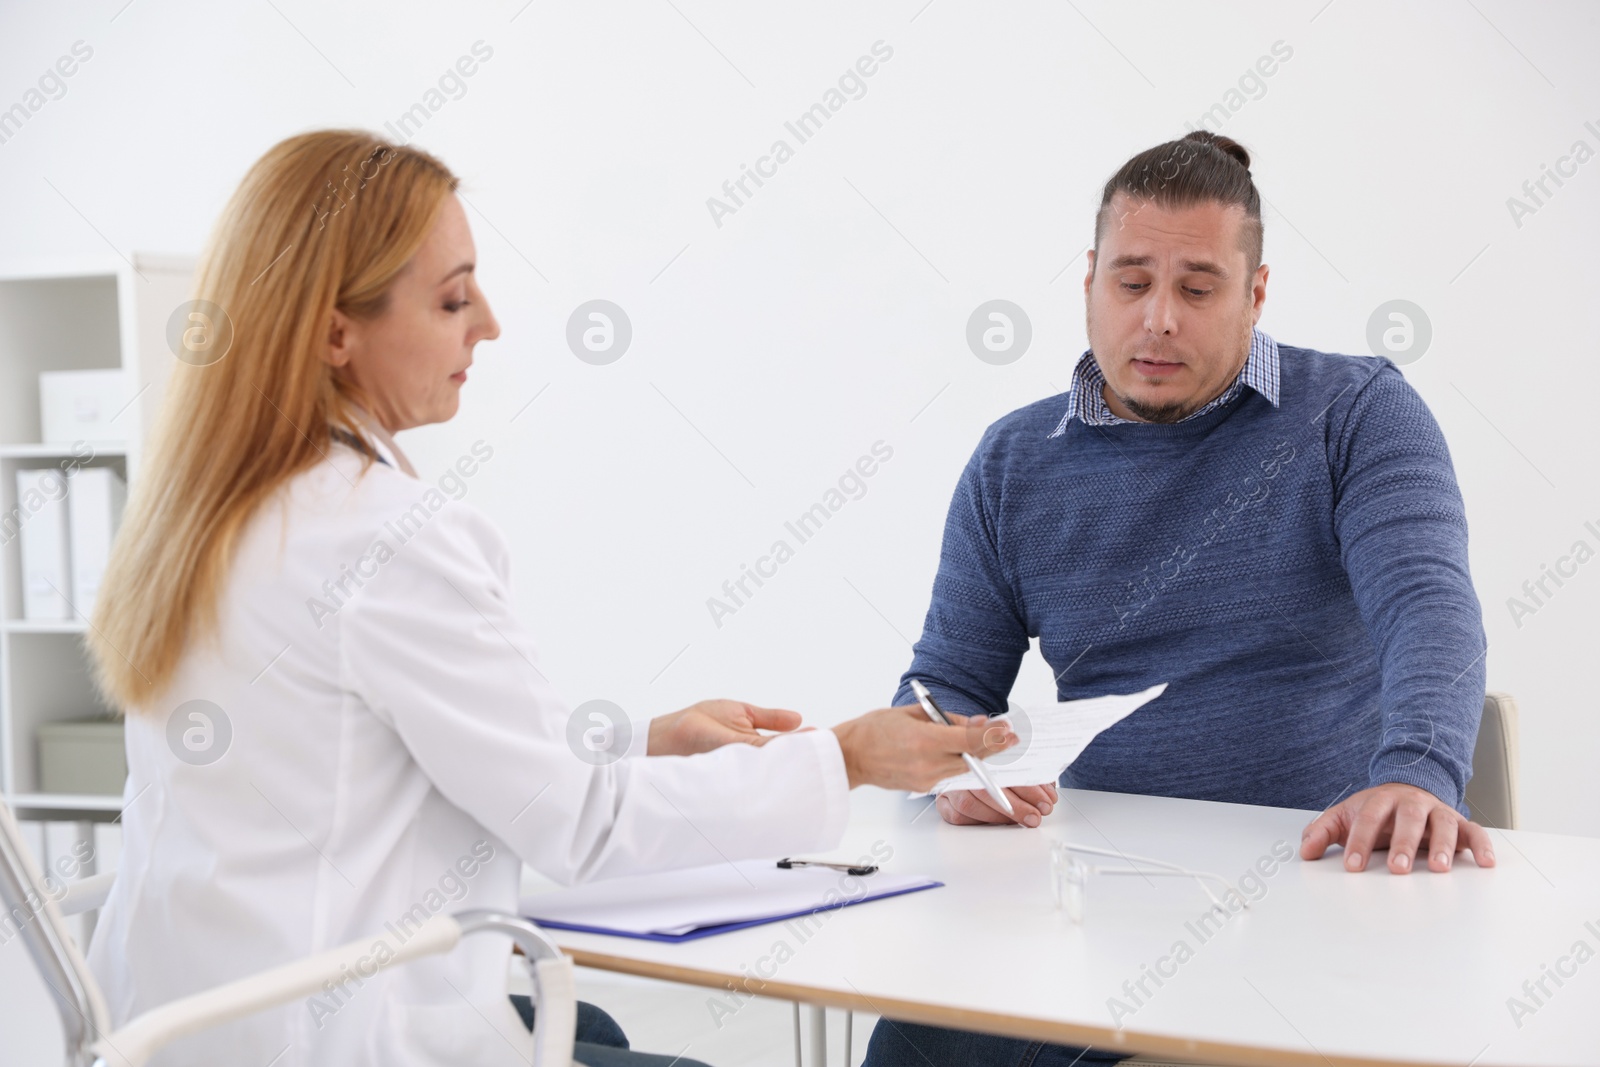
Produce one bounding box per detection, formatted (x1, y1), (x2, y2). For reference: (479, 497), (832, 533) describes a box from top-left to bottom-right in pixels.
(1333, 369), (1486, 812)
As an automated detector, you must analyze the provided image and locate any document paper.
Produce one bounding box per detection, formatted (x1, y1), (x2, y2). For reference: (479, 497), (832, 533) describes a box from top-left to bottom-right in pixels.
(923, 682), (1169, 795)
(522, 859), (941, 942)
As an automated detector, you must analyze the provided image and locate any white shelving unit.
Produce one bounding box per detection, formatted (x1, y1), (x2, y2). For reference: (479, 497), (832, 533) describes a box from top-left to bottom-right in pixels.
(0, 253), (195, 827)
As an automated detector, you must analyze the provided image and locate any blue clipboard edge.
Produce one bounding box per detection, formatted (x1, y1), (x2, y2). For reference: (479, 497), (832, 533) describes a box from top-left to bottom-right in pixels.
(527, 879), (945, 943)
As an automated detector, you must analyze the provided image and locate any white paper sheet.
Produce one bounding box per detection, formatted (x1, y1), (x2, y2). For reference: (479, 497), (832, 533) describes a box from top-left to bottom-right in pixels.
(522, 859), (940, 938)
(922, 682), (1169, 795)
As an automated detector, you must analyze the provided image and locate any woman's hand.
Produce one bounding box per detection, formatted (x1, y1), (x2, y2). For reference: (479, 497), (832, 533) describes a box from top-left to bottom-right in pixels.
(647, 699), (805, 757)
(831, 706), (1016, 792)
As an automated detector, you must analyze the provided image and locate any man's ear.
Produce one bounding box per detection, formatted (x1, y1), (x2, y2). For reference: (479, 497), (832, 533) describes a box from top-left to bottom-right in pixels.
(1083, 248), (1096, 297)
(1249, 262), (1269, 324)
(321, 307), (357, 368)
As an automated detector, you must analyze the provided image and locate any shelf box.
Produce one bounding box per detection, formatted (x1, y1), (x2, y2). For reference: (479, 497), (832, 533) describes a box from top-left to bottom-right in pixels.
(0, 275), (121, 447)
(37, 716), (126, 795)
(40, 369), (132, 447)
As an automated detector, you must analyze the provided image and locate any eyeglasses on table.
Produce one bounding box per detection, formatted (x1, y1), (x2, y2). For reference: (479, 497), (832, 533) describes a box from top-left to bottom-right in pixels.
(1050, 840), (1250, 924)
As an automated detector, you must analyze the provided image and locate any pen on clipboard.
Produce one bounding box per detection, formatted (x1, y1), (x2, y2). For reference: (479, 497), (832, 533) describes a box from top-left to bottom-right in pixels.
(776, 858), (879, 876)
(908, 678), (1017, 821)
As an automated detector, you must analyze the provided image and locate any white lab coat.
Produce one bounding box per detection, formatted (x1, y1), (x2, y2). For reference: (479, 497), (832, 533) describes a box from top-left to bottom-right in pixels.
(87, 417), (851, 1066)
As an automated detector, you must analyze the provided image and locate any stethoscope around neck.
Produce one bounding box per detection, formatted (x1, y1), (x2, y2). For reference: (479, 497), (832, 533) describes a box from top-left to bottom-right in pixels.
(330, 426), (391, 468)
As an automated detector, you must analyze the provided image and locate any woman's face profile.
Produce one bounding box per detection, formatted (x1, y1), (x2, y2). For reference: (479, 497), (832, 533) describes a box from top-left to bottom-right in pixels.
(328, 193), (501, 433)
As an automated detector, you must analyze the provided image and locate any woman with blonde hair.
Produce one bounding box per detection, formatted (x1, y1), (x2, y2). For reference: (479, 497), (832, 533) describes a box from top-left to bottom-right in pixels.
(83, 129), (1013, 1066)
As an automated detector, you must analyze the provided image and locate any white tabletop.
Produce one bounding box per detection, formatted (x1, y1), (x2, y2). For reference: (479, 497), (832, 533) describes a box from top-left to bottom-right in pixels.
(524, 787), (1600, 1066)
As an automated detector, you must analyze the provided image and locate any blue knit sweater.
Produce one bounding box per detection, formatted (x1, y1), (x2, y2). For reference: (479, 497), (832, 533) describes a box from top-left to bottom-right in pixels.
(894, 346), (1487, 814)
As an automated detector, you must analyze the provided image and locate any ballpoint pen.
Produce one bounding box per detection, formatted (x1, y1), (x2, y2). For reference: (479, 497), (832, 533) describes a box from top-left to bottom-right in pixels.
(908, 678), (1018, 821)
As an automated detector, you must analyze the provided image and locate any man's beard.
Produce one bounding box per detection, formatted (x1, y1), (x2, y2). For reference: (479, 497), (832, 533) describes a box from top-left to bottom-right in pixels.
(1085, 303), (1253, 425)
(1109, 390), (1203, 424)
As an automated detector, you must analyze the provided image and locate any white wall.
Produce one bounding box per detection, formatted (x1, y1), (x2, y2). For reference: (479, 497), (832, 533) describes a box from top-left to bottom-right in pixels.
(1, 0), (1594, 843)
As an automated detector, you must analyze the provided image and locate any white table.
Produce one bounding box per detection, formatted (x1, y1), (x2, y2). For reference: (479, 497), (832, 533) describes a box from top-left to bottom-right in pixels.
(528, 787), (1600, 1066)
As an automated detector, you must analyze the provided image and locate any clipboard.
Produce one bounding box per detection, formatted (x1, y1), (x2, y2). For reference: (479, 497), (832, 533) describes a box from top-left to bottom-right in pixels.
(522, 858), (942, 943)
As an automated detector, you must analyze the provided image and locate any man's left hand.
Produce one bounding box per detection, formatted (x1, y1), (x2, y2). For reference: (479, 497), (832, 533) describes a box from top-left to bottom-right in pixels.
(647, 700), (804, 757)
(1300, 782), (1496, 874)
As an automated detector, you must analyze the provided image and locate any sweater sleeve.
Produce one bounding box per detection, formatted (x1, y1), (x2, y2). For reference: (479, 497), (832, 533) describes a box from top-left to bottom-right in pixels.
(893, 430), (1031, 717)
(1329, 364), (1486, 813)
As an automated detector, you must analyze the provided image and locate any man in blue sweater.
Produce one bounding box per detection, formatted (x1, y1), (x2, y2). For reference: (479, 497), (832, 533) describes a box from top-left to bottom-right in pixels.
(864, 131), (1496, 1067)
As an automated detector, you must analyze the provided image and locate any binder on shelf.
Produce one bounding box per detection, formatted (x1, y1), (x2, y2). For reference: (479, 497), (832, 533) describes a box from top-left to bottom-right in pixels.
(522, 858), (942, 943)
(67, 466), (126, 619)
(16, 468), (73, 621)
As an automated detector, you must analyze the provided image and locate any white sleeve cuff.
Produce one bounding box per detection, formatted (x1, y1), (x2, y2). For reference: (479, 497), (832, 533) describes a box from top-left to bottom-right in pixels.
(624, 716), (650, 759)
(777, 727), (851, 851)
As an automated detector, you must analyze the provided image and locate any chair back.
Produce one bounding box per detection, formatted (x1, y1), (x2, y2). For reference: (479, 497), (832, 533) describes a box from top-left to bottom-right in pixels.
(0, 796), (109, 1066)
(4, 801), (578, 1067)
(1466, 692), (1520, 830)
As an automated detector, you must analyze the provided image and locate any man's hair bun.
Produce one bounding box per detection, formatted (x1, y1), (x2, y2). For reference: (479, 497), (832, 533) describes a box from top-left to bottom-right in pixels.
(1095, 130), (1264, 272)
(1181, 130), (1251, 173)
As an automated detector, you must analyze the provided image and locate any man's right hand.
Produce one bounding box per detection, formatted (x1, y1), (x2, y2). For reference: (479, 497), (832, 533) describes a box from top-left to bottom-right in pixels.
(936, 783), (1058, 828)
(831, 705), (1016, 793)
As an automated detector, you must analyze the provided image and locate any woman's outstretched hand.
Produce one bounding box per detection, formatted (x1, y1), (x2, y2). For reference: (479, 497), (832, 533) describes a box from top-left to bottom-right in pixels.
(647, 700), (805, 757)
(832, 706), (1017, 792)
(646, 700), (1018, 795)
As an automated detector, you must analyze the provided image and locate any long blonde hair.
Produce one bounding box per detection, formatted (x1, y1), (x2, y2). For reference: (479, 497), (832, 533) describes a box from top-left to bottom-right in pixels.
(88, 129), (459, 712)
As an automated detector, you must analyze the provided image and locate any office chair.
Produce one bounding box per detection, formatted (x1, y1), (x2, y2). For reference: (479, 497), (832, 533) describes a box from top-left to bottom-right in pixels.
(0, 795), (579, 1067)
(1466, 691), (1520, 830)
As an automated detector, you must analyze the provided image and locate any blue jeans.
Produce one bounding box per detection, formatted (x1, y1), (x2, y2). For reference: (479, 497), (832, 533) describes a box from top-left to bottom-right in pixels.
(510, 996), (714, 1067)
(863, 1017), (1127, 1067)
